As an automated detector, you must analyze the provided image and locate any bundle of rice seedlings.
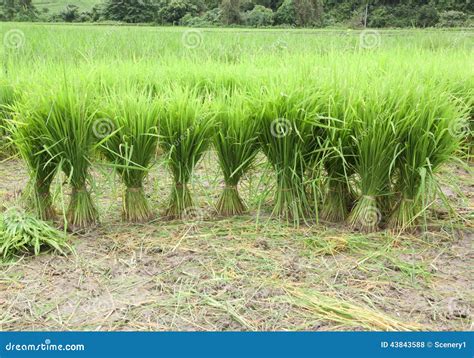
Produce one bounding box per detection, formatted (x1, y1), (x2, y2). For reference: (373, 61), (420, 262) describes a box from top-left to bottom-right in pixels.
(0, 81), (16, 156)
(98, 89), (159, 222)
(213, 91), (260, 216)
(320, 117), (355, 223)
(26, 82), (99, 229)
(388, 92), (465, 231)
(312, 90), (356, 223)
(255, 87), (316, 225)
(8, 103), (59, 220)
(0, 208), (72, 260)
(348, 98), (400, 232)
(158, 86), (215, 219)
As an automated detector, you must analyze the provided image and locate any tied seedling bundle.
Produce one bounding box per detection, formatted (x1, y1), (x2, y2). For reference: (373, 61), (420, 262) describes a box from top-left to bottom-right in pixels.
(213, 90), (260, 216)
(388, 87), (466, 231)
(347, 90), (400, 233)
(98, 88), (160, 222)
(0, 81), (16, 157)
(300, 84), (356, 223)
(158, 85), (215, 219)
(255, 86), (316, 225)
(318, 91), (356, 223)
(25, 81), (99, 230)
(8, 98), (59, 221)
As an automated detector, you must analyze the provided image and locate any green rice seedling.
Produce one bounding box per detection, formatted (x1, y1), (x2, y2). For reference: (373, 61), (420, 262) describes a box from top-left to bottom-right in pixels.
(0, 208), (72, 260)
(307, 88), (356, 223)
(213, 91), (260, 216)
(158, 86), (215, 219)
(455, 89), (473, 162)
(25, 82), (99, 230)
(8, 101), (59, 220)
(0, 81), (16, 157)
(347, 94), (400, 232)
(255, 86), (316, 225)
(98, 89), (160, 222)
(300, 98), (328, 220)
(320, 117), (356, 223)
(1, 24), (472, 234)
(388, 92), (465, 231)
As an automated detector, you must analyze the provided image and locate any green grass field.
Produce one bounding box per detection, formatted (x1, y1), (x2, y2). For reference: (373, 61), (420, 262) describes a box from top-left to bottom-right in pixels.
(0, 24), (472, 331)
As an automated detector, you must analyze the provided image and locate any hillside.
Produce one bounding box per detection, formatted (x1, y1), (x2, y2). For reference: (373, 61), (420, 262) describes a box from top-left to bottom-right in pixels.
(33, 0), (100, 12)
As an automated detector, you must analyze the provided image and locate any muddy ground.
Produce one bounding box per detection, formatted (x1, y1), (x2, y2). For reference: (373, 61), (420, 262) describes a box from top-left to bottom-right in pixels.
(0, 155), (472, 331)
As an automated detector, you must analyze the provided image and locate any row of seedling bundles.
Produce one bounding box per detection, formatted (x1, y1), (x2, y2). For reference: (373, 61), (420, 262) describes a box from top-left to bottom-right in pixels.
(3, 75), (469, 233)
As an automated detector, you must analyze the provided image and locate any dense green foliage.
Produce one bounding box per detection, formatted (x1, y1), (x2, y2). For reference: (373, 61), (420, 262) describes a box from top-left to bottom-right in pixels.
(0, 82), (16, 157)
(1, 0), (472, 27)
(0, 25), (472, 231)
(213, 92), (260, 216)
(158, 86), (215, 219)
(14, 81), (100, 229)
(98, 89), (160, 222)
(9, 100), (59, 220)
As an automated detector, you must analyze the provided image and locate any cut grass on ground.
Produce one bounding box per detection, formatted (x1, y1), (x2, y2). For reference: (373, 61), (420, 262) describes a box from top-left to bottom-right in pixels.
(0, 157), (472, 331)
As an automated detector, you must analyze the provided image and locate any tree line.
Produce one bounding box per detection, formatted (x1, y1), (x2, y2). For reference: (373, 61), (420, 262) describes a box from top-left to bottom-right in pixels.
(1, 0), (473, 27)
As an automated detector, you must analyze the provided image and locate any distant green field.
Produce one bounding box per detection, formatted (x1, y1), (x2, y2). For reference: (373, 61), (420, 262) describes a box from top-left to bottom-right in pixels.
(33, 0), (101, 12)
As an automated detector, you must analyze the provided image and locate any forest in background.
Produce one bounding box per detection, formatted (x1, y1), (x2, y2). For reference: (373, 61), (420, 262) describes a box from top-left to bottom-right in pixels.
(1, 0), (473, 29)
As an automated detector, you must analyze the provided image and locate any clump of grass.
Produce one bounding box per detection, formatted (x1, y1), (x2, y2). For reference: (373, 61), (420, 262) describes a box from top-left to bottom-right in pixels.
(25, 82), (99, 230)
(0, 208), (72, 260)
(0, 81), (16, 157)
(8, 102), (59, 220)
(318, 96), (356, 222)
(98, 88), (159, 222)
(388, 91), (465, 231)
(213, 91), (260, 216)
(158, 86), (215, 219)
(348, 93), (399, 232)
(255, 87), (316, 225)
